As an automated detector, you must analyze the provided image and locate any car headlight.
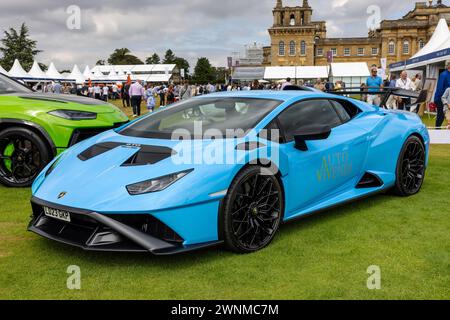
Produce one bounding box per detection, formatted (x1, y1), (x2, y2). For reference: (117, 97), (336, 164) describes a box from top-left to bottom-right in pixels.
(48, 110), (97, 120)
(126, 169), (193, 195)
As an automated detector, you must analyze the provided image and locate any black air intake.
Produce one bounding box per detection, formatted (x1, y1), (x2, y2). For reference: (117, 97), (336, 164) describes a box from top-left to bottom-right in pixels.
(78, 142), (175, 165)
(356, 173), (383, 189)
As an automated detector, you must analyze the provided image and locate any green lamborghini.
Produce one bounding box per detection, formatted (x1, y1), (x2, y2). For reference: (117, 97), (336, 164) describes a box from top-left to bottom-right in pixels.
(0, 73), (129, 187)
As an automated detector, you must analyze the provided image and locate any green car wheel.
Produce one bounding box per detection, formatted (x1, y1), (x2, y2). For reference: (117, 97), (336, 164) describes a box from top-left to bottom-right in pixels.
(0, 127), (51, 187)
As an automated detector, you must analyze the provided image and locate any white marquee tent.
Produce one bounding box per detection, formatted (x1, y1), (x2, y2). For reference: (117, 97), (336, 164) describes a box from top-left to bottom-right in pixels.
(390, 19), (450, 71)
(263, 66), (330, 80)
(28, 60), (49, 80)
(330, 62), (370, 88)
(297, 66), (329, 79)
(9, 59), (29, 79)
(83, 66), (92, 80)
(68, 65), (85, 84)
(412, 18), (450, 59)
(264, 66), (297, 80)
(45, 62), (66, 81)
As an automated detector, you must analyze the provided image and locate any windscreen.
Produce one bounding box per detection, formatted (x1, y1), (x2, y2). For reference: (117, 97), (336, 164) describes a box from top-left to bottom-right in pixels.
(119, 97), (282, 139)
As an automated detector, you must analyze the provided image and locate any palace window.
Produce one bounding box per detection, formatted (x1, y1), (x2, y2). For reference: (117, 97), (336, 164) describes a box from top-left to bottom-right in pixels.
(403, 40), (410, 55)
(331, 48), (337, 56)
(344, 48), (351, 56)
(419, 39), (425, 50)
(388, 41), (395, 55)
(316, 48), (324, 56)
(289, 41), (296, 56)
(357, 48), (365, 56)
(290, 14), (296, 26)
(300, 41), (306, 55)
(372, 47), (379, 55)
(279, 41), (285, 56)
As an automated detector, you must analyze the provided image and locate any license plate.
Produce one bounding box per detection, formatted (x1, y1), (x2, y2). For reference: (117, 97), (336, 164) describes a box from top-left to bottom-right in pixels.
(43, 207), (71, 223)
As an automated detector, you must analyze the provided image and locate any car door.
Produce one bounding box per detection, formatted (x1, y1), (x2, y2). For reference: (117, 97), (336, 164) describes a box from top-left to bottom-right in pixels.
(276, 98), (370, 219)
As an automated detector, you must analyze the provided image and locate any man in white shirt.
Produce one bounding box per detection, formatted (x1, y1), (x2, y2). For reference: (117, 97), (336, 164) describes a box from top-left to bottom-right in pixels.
(93, 85), (102, 100)
(88, 86), (94, 98)
(395, 71), (414, 111)
(281, 77), (292, 90)
(112, 84), (118, 100)
(102, 85), (109, 101)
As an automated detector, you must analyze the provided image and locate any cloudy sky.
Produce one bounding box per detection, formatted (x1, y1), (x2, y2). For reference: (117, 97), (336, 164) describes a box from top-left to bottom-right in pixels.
(0, 0), (429, 70)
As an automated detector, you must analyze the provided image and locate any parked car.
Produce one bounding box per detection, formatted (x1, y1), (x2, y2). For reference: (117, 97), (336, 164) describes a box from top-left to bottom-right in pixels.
(0, 73), (129, 187)
(29, 90), (429, 254)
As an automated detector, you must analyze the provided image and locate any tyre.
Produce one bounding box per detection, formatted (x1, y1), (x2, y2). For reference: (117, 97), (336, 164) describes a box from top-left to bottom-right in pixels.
(392, 135), (426, 197)
(222, 166), (284, 253)
(0, 127), (52, 187)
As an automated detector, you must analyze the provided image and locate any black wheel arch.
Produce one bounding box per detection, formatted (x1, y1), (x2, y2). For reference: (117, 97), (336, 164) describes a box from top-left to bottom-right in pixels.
(217, 160), (286, 241)
(0, 119), (56, 157)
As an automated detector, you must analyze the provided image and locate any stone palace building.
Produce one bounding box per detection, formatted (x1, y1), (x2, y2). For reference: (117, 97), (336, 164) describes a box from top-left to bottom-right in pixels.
(263, 0), (450, 67)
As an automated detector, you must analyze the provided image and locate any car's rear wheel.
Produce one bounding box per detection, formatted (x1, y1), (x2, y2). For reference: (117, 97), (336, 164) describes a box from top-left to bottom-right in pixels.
(393, 135), (426, 197)
(0, 127), (51, 187)
(222, 166), (284, 253)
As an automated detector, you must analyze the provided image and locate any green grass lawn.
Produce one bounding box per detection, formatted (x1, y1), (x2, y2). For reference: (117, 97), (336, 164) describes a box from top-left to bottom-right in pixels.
(0, 145), (450, 300)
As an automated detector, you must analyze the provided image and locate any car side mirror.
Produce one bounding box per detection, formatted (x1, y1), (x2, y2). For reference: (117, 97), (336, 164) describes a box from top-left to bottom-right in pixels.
(294, 125), (332, 151)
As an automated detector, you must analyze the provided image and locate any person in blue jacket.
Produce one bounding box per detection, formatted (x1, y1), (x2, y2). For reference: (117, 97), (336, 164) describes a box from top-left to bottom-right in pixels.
(434, 60), (450, 128)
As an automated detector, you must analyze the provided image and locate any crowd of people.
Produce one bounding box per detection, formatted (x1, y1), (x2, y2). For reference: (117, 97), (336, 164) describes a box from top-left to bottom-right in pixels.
(30, 64), (450, 129)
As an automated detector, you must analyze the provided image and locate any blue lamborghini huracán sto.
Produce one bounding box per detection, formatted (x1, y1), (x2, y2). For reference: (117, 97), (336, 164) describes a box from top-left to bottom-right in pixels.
(28, 90), (429, 255)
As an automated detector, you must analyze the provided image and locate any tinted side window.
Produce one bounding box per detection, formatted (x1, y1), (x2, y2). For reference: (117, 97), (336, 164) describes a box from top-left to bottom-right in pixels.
(278, 99), (342, 141)
(330, 100), (351, 123)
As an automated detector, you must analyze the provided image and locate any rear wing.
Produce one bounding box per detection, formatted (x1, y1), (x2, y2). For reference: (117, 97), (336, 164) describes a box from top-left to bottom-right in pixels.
(326, 87), (425, 110)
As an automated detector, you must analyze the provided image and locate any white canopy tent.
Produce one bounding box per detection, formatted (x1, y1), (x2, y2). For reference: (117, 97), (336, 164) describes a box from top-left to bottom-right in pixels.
(412, 19), (450, 59)
(296, 66), (329, 79)
(263, 66), (329, 81)
(390, 19), (450, 71)
(330, 62), (370, 88)
(68, 65), (86, 84)
(264, 66), (297, 80)
(46, 62), (66, 81)
(92, 68), (106, 81)
(89, 64), (175, 83)
(232, 67), (265, 81)
(27, 60), (49, 80)
(83, 66), (92, 80)
(145, 74), (172, 83)
(9, 59), (29, 78)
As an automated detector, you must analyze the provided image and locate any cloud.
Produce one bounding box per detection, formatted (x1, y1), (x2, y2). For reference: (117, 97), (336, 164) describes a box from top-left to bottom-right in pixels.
(0, 0), (422, 70)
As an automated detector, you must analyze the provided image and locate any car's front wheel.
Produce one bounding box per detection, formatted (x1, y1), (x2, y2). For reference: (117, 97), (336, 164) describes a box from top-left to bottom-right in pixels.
(222, 166), (284, 253)
(0, 127), (51, 188)
(393, 135), (426, 197)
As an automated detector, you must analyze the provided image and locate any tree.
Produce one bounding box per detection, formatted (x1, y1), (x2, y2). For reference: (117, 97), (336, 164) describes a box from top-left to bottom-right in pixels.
(163, 49), (176, 64)
(95, 59), (106, 66)
(174, 57), (190, 75)
(193, 57), (216, 84)
(213, 67), (229, 83)
(107, 48), (143, 65)
(0, 23), (41, 70)
(146, 53), (161, 64)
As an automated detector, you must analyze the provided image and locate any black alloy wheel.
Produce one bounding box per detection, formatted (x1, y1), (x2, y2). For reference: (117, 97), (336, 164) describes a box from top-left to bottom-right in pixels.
(222, 166), (284, 253)
(0, 127), (51, 188)
(393, 135), (426, 196)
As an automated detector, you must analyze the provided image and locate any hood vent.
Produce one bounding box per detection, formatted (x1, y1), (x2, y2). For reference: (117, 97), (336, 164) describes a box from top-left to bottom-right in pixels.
(122, 145), (175, 166)
(78, 142), (175, 165)
(78, 142), (123, 161)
